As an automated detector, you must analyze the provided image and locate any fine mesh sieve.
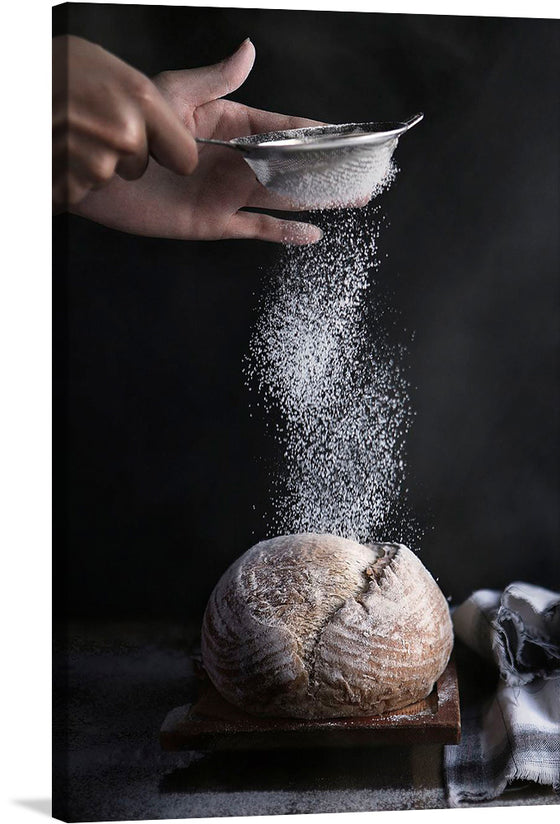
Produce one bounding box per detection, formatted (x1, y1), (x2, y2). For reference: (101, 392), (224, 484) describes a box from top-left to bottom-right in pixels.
(196, 114), (423, 208)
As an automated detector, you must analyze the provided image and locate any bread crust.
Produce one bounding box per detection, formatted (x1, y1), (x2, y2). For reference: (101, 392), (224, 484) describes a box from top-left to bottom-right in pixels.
(201, 533), (453, 718)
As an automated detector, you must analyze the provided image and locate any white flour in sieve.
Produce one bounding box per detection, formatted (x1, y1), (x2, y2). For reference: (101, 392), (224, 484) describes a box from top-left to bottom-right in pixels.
(246, 138), (399, 209)
(245, 178), (416, 544)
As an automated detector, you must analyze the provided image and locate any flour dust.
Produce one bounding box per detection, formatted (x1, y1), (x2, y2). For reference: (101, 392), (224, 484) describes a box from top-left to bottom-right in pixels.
(245, 202), (418, 546)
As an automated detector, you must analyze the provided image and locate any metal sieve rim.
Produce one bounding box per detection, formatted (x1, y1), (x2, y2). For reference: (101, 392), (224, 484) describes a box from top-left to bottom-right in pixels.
(231, 114), (423, 157)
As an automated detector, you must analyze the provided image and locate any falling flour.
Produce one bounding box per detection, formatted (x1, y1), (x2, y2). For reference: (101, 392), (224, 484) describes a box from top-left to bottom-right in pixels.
(245, 169), (416, 545)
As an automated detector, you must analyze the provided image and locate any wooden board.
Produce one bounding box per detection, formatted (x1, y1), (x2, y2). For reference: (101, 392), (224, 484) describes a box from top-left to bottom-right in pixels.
(160, 658), (461, 751)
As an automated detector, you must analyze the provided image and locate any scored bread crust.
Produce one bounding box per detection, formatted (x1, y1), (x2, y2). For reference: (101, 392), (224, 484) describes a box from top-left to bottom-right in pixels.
(201, 533), (453, 718)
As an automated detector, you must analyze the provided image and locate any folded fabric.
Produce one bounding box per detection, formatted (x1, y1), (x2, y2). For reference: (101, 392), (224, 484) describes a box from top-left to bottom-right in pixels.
(444, 582), (560, 806)
(452, 582), (560, 686)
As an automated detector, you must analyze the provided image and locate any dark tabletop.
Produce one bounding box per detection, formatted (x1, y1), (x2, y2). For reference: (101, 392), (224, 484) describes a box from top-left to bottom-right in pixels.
(52, 622), (559, 821)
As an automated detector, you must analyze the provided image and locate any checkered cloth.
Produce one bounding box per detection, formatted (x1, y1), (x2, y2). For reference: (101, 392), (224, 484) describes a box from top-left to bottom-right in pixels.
(444, 582), (560, 806)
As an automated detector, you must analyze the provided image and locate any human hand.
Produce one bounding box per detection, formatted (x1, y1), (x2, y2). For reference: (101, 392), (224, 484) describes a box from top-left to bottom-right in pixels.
(52, 35), (198, 210)
(71, 39), (324, 245)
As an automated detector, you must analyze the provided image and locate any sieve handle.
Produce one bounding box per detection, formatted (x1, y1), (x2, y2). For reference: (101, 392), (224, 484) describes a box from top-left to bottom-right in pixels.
(195, 137), (248, 153)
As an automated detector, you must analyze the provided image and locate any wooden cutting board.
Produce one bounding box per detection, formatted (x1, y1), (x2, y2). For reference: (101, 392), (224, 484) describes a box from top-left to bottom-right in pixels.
(160, 657), (460, 751)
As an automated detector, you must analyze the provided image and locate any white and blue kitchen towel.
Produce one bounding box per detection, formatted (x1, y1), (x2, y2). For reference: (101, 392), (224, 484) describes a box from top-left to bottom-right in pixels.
(444, 582), (560, 806)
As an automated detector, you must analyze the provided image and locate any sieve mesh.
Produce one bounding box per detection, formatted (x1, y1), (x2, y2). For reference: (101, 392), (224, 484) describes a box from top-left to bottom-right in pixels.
(244, 139), (398, 208)
(230, 119), (420, 209)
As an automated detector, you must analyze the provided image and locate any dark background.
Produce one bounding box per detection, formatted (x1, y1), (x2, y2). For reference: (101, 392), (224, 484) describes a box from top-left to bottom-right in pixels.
(53, 3), (559, 622)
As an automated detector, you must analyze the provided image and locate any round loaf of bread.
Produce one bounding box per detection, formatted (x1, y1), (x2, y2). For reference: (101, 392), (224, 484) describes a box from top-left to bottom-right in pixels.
(201, 533), (453, 718)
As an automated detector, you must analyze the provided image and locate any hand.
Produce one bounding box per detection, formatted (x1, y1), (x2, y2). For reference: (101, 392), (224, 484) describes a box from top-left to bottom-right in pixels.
(52, 35), (198, 210)
(70, 40), (324, 245)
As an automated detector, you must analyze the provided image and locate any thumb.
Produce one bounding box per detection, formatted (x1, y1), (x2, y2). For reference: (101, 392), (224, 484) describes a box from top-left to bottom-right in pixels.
(169, 38), (256, 109)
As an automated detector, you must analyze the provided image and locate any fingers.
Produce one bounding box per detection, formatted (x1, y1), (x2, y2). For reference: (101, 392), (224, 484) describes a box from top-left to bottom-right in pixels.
(115, 125), (149, 180)
(245, 105), (325, 138)
(194, 98), (325, 145)
(142, 83), (198, 175)
(247, 186), (316, 212)
(53, 128), (120, 207)
(156, 38), (256, 110)
(225, 212), (323, 245)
